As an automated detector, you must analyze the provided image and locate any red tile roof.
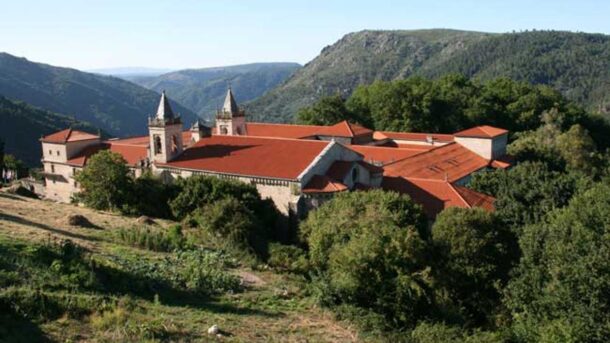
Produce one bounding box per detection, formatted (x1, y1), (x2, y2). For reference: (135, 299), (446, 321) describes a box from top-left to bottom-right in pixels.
(302, 175), (348, 194)
(41, 128), (99, 143)
(381, 177), (494, 217)
(453, 185), (495, 212)
(315, 121), (373, 138)
(349, 145), (427, 166)
(454, 125), (508, 138)
(244, 122), (322, 139)
(376, 131), (455, 142)
(161, 135), (331, 180)
(66, 142), (148, 167)
(384, 143), (489, 183)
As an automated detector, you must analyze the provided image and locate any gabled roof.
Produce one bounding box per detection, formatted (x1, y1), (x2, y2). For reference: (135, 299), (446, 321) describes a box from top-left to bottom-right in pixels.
(66, 142), (148, 167)
(381, 177), (494, 217)
(454, 125), (508, 138)
(375, 131), (454, 142)
(302, 175), (348, 194)
(41, 128), (99, 144)
(161, 135), (331, 180)
(156, 90), (175, 120)
(244, 122), (323, 139)
(315, 120), (373, 138)
(453, 185), (495, 212)
(349, 145), (431, 166)
(384, 143), (489, 183)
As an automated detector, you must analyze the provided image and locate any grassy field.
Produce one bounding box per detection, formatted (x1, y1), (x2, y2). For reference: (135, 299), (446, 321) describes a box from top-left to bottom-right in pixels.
(0, 192), (360, 342)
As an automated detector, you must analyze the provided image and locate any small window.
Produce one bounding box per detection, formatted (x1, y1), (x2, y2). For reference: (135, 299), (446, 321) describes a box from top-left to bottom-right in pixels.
(220, 126), (228, 135)
(48, 149), (52, 155)
(154, 135), (162, 155)
(51, 165), (55, 173)
(352, 167), (359, 183)
(74, 181), (78, 188)
(56, 151), (60, 156)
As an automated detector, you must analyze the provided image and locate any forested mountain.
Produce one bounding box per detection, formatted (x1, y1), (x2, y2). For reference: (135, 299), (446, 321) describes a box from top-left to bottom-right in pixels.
(0, 96), (100, 166)
(247, 29), (610, 122)
(0, 53), (198, 137)
(130, 63), (300, 119)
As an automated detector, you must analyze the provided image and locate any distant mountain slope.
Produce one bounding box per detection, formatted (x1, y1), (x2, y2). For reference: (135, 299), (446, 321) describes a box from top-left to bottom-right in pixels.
(0, 53), (198, 137)
(247, 30), (610, 122)
(87, 67), (173, 78)
(0, 96), (100, 166)
(130, 63), (300, 119)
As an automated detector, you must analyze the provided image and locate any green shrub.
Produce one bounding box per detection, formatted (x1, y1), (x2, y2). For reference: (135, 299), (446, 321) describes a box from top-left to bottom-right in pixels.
(301, 190), (432, 328)
(192, 196), (270, 259)
(267, 243), (309, 273)
(116, 225), (187, 252)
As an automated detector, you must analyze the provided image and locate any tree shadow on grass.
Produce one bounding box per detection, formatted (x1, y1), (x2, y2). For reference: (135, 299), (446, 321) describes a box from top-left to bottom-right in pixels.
(0, 212), (103, 242)
(0, 306), (51, 343)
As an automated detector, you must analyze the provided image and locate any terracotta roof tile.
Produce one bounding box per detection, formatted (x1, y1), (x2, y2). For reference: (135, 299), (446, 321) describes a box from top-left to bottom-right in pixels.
(349, 145), (426, 166)
(162, 135), (331, 180)
(381, 177), (494, 217)
(455, 125), (508, 138)
(315, 121), (372, 138)
(244, 123), (323, 139)
(453, 185), (495, 212)
(384, 143), (489, 182)
(377, 131), (454, 142)
(41, 128), (99, 143)
(302, 175), (348, 194)
(66, 142), (148, 167)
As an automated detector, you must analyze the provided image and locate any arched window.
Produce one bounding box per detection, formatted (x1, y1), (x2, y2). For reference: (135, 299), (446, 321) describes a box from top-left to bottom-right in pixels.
(154, 135), (162, 155)
(220, 126), (228, 135)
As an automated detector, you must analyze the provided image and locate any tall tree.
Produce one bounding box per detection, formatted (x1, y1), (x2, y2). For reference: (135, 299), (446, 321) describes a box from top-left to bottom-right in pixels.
(74, 150), (133, 210)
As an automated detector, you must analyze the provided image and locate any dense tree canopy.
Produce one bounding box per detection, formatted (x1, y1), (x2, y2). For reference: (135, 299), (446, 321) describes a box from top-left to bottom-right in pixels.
(301, 190), (432, 328)
(505, 182), (610, 342)
(74, 150), (133, 210)
(432, 208), (517, 326)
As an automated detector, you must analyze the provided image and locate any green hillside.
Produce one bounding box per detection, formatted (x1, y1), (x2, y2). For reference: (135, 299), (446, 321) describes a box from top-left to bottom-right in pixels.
(130, 63), (300, 120)
(0, 96), (100, 166)
(0, 53), (198, 137)
(247, 29), (610, 122)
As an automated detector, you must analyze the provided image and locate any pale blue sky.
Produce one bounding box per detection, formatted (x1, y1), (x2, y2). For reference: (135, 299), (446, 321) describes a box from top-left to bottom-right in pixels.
(1, 0), (608, 70)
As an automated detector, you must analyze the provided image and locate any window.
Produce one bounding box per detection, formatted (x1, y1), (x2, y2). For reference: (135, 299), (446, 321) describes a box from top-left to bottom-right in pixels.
(352, 167), (359, 183)
(48, 149), (52, 155)
(154, 135), (162, 155)
(72, 168), (77, 176)
(74, 181), (78, 188)
(51, 164), (55, 173)
(171, 135), (178, 153)
(220, 126), (228, 135)
(56, 151), (60, 156)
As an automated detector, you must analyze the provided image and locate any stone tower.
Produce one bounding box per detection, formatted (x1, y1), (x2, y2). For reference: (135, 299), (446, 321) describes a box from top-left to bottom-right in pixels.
(215, 87), (246, 135)
(148, 91), (183, 163)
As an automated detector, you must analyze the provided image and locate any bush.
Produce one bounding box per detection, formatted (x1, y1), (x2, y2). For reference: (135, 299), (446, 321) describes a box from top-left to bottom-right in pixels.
(116, 225), (187, 252)
(301, 190), (432, 328)
(431, 208), (517, 326)
(267, 243), (309, 273)
(192, 196), (270, 259)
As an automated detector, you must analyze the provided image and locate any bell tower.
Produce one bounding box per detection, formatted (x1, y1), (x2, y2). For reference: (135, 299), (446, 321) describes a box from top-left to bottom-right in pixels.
(148, 91), (183, 163)
(215, 87), (246, 135)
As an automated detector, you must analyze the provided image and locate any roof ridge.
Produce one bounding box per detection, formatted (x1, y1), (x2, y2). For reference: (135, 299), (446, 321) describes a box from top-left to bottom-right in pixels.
(344, 121), (354, 137)
(247, 122), (325, 129)
(448, 183), (472, 209)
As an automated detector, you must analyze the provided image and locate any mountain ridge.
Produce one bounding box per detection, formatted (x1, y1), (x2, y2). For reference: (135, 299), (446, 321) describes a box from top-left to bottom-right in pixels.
(246, 29), (610, 122)
(129, 62), (301, 119)
(0, 52), (198, 137)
